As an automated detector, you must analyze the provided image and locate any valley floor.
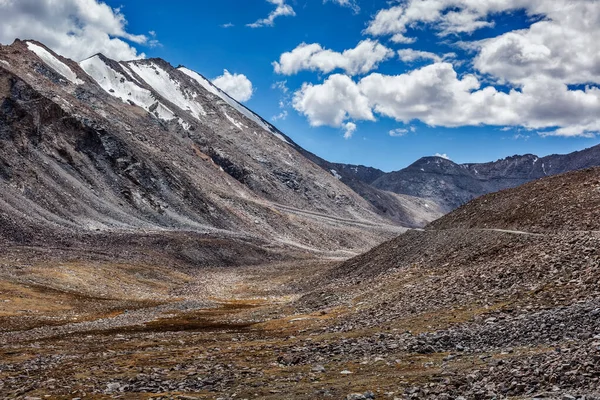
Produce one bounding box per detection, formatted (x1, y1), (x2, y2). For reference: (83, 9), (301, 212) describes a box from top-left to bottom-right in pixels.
(1, 228), (600, 400)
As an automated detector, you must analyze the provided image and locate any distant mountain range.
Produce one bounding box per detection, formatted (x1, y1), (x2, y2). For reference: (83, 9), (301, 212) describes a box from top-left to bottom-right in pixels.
(332, 147), (600, 213)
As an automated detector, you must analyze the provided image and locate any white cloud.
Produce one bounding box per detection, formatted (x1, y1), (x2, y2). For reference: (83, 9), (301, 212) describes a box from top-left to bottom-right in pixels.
(398, 49), (442, 63)
(221, 23), (234, 28)
(389, 128), (409, 137)
(434, 153), (451, 160)
(290, 1), (600, 138)
(473, 3), (600, 86)
(273, 39), (394, 76)
(272, 80), (289, 94)
(247, 0), (295, 28)
(292, 63), (600, 137)
(324, 0), (360, 13)
(0, 0), (150, 61)
(398, 49), (456, 64)
(343, 122), (357, 139)
(147, 30), (160, 48)
(366, 1), (600, 88)
(292, 73), (374, 127)
(364, 1), (508, 42)
(212, 70), (254, 103)
(272, 110), (288, 121)
(511, 133), (531, 140)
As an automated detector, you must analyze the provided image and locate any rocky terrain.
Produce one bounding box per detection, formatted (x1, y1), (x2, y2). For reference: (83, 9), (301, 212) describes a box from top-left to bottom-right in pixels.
(1, 160), (599, 400)
(300, 152), (443, 227)
(429, 167), (600, 232)
(293, 166), (600, 399)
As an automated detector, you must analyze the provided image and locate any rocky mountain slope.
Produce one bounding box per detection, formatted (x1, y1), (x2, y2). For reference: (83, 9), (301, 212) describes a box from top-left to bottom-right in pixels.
(429, 166), (600, 232)
(370, 149), (600, 212)
(0, 39), (442, 263)
(299, 151), (443, 227)
(293, 166), (600, 398)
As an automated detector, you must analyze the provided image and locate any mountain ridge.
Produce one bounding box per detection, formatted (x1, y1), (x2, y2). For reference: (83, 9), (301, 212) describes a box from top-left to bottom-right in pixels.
(370, 145), (600, 211)
(0, 38), (420, 262)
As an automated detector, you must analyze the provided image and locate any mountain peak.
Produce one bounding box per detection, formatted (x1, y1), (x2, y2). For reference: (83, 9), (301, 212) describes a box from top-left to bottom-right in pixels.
(405, 155), (459, 171)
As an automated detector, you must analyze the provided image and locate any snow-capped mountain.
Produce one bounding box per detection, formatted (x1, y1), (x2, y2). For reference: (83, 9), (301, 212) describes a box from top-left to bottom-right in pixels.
(78, 53), (294, 144)
(0, 39), (442, 259)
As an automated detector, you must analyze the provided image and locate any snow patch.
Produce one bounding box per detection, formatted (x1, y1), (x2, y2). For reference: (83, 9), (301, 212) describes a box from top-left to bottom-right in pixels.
(179, 67), (290, 144)
(120, 63), (143, 85)
(27, 42), (83, 85)
(330, 169), (342, 180)
(0, 60), (9, 67)
(80, 55), (175, 121)
(178, 118), (191, 131)
(127, 62), (206, 120)
(272, 132), (291, 144)
(223, 111), (245, 130)
(153, 102), (176, 120)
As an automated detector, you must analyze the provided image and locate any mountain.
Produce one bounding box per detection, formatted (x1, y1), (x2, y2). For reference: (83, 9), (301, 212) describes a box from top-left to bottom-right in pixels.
(295, 166), (600, 398)
(1, 39), (430, 264)
(298, 151), (443, 227)
(371, 149), (600, 212)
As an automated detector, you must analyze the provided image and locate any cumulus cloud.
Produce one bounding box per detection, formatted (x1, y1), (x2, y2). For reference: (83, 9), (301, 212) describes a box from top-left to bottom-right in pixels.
(293, 74), (374, 127)
(212, 70), (254, 103)
(366, 1), (600, 87)
(292, 62), (600, 137)
(398, 49), (443, 63)
(290, 0), (600, 138)
(324, 0), (360, 14)
(0, 0), (150, 61)
(343, 122), (357, 139)
(434, 153), (451, 160)
(247, 0), (295, 28)
(473, 3), (600, 86)
(364, 5), (421, 44)
(273, 39), (394, 76)
(365, 1), (509, 42)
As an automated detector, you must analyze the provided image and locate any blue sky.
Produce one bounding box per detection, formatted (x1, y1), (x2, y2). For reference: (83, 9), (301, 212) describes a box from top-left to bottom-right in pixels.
(1, 0), (600, 171)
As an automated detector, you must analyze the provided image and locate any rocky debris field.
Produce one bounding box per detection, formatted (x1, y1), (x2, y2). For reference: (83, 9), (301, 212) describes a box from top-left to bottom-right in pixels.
(2, 223), (600, 399)
(430, 167), (600, 233)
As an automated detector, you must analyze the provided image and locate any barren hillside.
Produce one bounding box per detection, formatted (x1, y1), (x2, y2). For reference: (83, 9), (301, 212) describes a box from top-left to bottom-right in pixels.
(0, 39), (431, 262)
(429, 167), (600, 232)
